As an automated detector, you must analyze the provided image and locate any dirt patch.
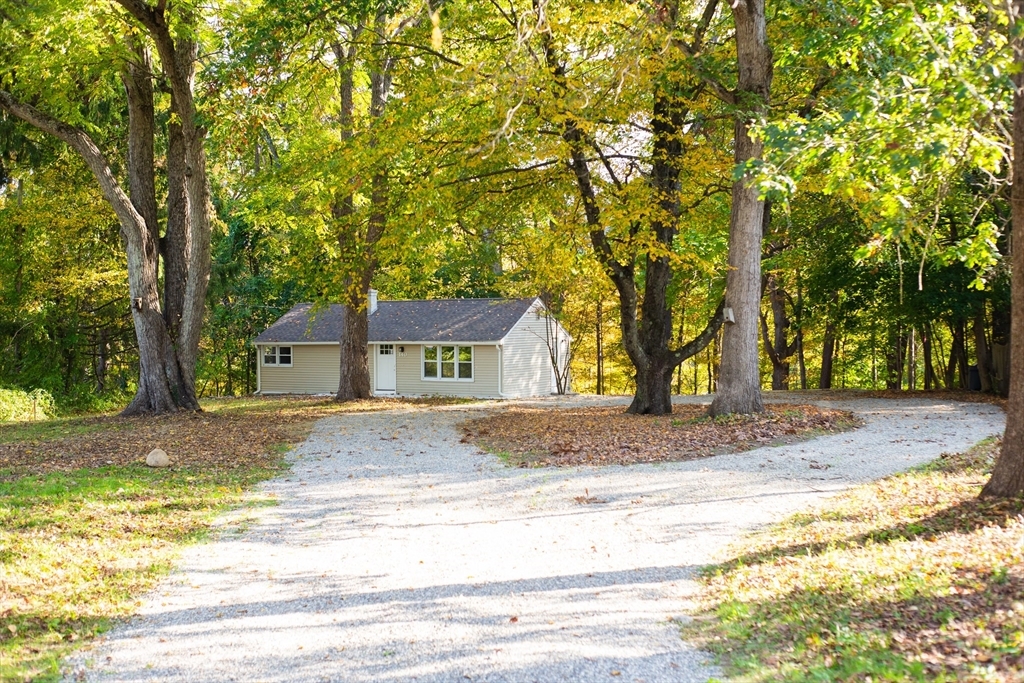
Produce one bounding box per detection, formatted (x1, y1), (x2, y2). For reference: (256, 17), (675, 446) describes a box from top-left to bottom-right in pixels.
(0, 396), (467, 478)
(461, 404), (860, 467)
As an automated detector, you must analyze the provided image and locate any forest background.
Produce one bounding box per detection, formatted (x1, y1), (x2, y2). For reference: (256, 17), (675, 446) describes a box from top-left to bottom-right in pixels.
(0, 0), (1013, 414)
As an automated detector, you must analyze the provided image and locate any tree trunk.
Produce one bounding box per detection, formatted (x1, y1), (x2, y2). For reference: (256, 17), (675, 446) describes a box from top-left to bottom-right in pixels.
(983, 0), (1024, 496)
(945, 321), (968, 389)
(632, 359), (674, 416)
(760, 274), (797, 390)
(114, 1), (213, 414)
(923, 323), (936, 390)
(886, 326), (906, 391)
(710, 0), (772, 416)
(596, 300), (604, 395)
(820, 321), (836, 389)
(796, 279), (807, 390)
(338, 299), (372, 401)
(907, 327), (916, 390)
(974, 312), (993, 393)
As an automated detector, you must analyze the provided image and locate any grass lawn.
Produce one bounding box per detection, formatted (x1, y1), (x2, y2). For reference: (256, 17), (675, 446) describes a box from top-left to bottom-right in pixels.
(0, 395), (465, 682)
(688, 438), (1024, 682)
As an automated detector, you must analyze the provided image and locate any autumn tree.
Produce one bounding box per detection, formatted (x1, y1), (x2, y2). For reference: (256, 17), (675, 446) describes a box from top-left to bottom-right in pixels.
(983, 0), (1024, 498)
(0, 0), (214, 414)
(216, 0), (444, 400)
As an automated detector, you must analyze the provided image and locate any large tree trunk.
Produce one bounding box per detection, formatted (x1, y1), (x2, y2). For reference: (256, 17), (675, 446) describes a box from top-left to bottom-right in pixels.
(338, 296), (372, 401)
(114, 1), (213, 414)
(983, 0), (1024, 497)
(710, 0), (772, 417)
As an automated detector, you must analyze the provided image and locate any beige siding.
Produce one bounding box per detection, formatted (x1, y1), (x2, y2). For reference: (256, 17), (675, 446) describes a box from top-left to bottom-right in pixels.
(395, 344), (501, 398)
(368, 345), (376, 393)
(502, 305), (554, 397)
(259, 344), (339, 394)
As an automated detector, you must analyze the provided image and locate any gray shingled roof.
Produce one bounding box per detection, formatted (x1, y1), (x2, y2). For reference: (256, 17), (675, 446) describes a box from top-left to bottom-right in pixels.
(253, 298), (539, 344)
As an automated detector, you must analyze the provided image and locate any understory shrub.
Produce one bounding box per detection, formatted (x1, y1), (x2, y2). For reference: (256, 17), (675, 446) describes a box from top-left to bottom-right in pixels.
(0, 387), (55, 422)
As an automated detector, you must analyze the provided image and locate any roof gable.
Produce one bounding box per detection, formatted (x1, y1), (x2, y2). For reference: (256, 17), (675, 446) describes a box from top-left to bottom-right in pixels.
(254, 297), (541, 344)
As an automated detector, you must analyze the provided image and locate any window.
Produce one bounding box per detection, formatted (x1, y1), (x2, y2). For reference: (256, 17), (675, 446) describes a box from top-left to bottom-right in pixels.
(422, 345), (472, 381)
(262, 345), (292, 367)
(379, 344), (393, 355)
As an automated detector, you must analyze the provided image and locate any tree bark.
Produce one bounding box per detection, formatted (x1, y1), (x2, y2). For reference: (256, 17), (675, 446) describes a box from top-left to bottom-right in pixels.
(944, 321), (968, 389)
(974, 312), (993, 393)
(114, 1), (212, 414)
(820, 321), (836, 390)
(596, 301), (604, 395)
(886, 326), (906, 391)
(983, 0), (1024, 497)
(923, 323), (936, 390)
(710, 0), (772, 416)
(339, 298), (372, 401)
(760, 274), (798, 390)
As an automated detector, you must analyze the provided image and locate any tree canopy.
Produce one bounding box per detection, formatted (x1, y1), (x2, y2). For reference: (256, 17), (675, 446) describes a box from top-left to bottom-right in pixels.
(1, 0), (1023, 492)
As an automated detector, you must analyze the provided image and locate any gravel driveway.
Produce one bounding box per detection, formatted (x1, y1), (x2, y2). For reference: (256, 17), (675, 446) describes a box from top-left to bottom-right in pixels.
(65, 396), (1005, 683)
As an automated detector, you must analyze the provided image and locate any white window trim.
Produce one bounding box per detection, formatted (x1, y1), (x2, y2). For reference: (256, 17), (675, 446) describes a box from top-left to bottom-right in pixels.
(421, 344), (474, 382)
(261, 345), (293, 368)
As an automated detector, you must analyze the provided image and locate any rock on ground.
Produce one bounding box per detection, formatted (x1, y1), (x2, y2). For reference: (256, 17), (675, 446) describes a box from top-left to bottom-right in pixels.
(65, 396), (1005, 683)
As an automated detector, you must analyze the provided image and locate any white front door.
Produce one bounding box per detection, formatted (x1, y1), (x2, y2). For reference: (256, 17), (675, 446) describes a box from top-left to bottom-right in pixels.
(376, 344), (397, 393)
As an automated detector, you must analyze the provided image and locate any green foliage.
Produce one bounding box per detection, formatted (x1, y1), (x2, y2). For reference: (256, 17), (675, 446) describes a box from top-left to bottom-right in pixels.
(0, 388), (54, 422)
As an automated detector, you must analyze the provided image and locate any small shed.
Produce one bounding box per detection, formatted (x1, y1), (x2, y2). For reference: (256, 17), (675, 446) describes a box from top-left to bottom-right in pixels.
(253, 296), (570, 398)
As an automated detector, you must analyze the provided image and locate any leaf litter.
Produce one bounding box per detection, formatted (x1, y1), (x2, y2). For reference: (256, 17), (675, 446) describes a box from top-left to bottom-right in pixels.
(688, 437), (1024, 682)
(461, 403), (859, 468)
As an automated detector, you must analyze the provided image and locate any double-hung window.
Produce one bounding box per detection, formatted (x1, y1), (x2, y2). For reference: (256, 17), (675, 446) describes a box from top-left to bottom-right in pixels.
(423, 345), (472, 380)
(262, 345), (293, 367)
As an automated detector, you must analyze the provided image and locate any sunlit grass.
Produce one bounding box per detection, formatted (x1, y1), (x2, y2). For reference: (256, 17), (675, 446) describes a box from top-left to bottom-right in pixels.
(0, 462), (285, 682)
(688, 438), (1024, 682)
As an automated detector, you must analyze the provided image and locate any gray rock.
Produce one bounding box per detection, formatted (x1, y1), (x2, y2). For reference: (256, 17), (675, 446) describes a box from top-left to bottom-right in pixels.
(145, 448), (170, 468)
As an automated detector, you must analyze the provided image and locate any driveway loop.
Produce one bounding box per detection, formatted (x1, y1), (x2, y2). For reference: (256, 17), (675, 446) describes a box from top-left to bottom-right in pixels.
(65, 396), (1005, 682)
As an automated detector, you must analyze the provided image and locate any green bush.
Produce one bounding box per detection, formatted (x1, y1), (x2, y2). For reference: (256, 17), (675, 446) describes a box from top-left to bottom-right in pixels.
(0, 387), (56, 422)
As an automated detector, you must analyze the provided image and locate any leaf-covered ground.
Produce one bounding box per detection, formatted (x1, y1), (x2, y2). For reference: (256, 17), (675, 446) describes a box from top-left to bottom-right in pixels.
(0, 395), (469, 682)
(0, 395), (469, 477)
(687, 437), (1024, 682)
(461, 404), (859, 467)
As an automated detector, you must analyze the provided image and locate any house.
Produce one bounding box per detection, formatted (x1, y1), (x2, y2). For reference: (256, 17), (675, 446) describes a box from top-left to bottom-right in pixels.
(253, 294), (570, 398)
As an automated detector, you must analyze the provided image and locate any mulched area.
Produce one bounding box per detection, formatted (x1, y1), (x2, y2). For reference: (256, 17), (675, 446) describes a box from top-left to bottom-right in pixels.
(461, 403), (860, 467)
(0, 396), (463, 478)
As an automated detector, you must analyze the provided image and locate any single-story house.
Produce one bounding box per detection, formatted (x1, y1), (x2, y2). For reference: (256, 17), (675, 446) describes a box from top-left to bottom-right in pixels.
(253, 294), (570, 398)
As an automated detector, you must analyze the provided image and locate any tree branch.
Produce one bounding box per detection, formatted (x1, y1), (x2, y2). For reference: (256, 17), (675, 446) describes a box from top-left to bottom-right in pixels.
(670, 298), (725, 367)
(0, 89), (144, 239)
